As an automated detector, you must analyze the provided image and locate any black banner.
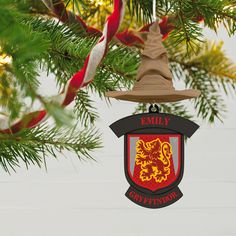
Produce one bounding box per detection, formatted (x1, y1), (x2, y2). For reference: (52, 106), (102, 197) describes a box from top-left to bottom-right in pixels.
(126, 186), (183, 209)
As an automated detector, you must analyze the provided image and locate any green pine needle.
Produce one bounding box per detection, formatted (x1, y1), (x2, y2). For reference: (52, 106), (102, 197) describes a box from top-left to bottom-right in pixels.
(0, 125), (102, 173)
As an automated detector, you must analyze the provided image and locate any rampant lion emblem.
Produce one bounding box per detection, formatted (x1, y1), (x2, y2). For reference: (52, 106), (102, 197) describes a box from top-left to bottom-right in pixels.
(135, 138), (172, 183)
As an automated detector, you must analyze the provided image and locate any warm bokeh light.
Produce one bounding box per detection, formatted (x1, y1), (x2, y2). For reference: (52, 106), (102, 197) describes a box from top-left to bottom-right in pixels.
(95, 0), (105, 7)
(0, 47), (13, 100)
(67, 0), (141, 30)
(0, 47), (12, 67)
(0, 54), (12, 65)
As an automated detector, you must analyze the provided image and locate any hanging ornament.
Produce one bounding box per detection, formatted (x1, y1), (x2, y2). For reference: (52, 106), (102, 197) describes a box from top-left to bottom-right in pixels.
(106, 21), (200, 209)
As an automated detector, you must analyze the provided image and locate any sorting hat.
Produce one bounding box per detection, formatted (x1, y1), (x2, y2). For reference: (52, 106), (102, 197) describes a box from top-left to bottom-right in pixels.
(106, 22), (200, 103)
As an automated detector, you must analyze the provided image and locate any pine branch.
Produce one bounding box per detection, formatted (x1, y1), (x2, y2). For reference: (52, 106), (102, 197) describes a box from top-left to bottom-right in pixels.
(168, 40), (236, 85)
(22, 17), (93, 86)
(127, 0), (236, 44)
(169, 0), (204, 48)
(127, 0), (153, 23)
(128, 0), (236, 29)
(44, 102), (75, 127)
(0, 1), (49, 121)
(167, 40), (235, 122)
(0, 125), (102, 173)
(24, 17), (138, 95)
(187, 70), (226, 122)
(75, 90), (98, 126)
(190, 0), (236, 35)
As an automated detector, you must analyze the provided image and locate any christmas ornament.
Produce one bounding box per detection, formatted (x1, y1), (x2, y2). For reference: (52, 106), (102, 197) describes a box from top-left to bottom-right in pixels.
(110, 106), (199, 208)
(106, 22), (200, 102)
(106, 21), (200, 208)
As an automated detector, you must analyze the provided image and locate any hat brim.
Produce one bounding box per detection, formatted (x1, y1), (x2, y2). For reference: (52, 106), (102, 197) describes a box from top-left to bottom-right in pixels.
(106, 89), (201, 103)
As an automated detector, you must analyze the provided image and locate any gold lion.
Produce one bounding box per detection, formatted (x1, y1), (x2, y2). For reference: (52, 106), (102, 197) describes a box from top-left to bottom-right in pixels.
(135, 138), (172, 183)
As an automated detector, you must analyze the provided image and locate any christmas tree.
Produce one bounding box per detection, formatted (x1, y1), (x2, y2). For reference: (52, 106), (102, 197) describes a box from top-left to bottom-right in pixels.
(0, 0), (236, 172)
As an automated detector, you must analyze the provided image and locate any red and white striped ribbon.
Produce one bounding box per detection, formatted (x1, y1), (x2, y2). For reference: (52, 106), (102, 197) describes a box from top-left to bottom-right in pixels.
(0, 0), (125, 134)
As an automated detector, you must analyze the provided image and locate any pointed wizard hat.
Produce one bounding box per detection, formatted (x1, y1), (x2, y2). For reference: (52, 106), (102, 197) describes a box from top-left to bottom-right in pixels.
(106, 22), (200, 103)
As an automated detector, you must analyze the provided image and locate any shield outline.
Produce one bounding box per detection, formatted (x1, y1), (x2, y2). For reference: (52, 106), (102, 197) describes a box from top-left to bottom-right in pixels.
(124, 129), (184, 195)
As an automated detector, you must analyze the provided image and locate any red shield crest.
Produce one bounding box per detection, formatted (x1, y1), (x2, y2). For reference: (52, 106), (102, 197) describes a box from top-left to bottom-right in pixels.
(110, 112), (199, 208)
(126, 134), (182, 193)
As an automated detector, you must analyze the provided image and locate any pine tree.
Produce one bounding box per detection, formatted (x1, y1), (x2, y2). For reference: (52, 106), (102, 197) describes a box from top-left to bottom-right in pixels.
(0, 0), (236, 172)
